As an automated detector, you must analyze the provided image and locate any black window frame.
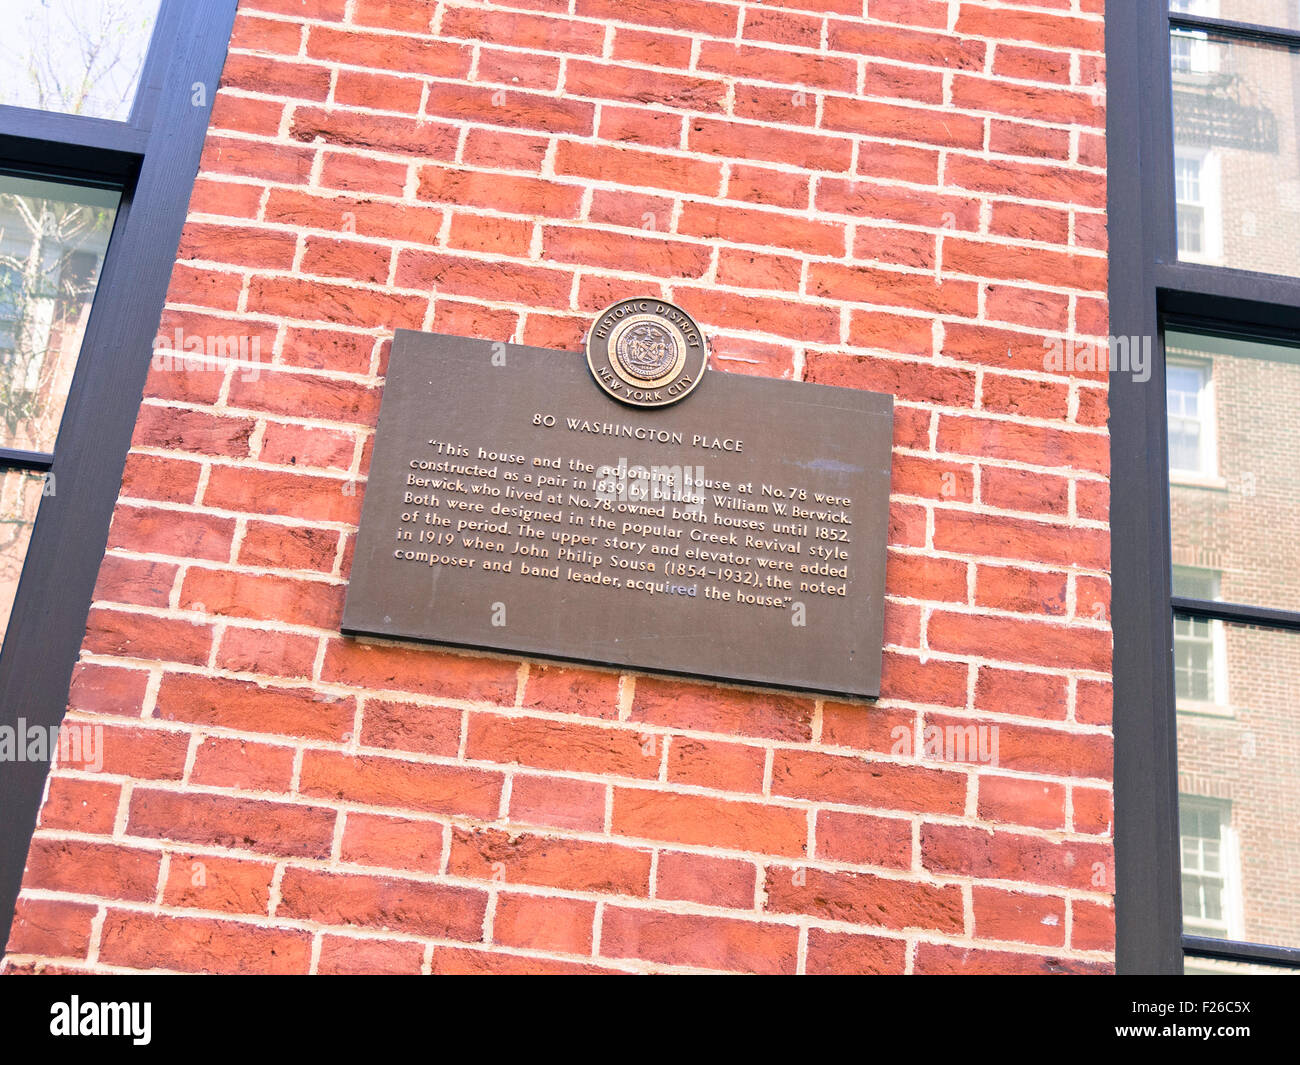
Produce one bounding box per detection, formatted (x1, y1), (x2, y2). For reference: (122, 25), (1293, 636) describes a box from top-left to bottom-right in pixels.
(1111, 0), (1300, 974)
(0, 0), (237, 951)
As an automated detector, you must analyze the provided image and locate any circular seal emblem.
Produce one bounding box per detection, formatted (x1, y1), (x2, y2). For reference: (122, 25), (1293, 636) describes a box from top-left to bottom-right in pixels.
(586, 299), (707, 408)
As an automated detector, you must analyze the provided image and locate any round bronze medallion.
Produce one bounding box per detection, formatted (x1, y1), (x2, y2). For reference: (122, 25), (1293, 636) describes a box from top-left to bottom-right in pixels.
(586, 299), (707, 408)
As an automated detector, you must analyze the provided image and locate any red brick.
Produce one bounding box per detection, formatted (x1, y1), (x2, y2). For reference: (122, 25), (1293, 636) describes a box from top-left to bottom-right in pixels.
(212, 626), (319, 679)
(132, 406), (254, 458)
(978, 775), (1067, 831)
(982, 466), (1070, 517)
(927, 611), (1110, 672)
(922, 823), (1113, 891)
(805, 928), (907, 974)
(629, 676), (813, 742)
(24, 838), (160, 902)
(1073, 785), (1114, 836)
(665, 735), (766, 794)
(162, 853), (275, 915)
(955, 4), (1104, 51)
(98, 911), (312, 974)
(299, 749), (503, 819)
(765, 865), (964, 932)
(306, 25), (469, 77)
(340, 812), (445, 873)
(612, 28), (694, 70)
(321, 639), (518, 702)
(358, 698), (461, 758)
(542, 225), (712, 278)
(508, 774), (607, 832)
(974, 564), (1068, 616)
(91, 555), (176, 608)
(317, 936), (424, 974)
(689, 117), (852, 172)
(83, 608), (213, 668)
(915, 941), (1111, 975)
(38, 776), (121, 835)
(177, 220), (298, 270)
(333, 69), (423, 112)
(6, 898), (96, 959)
(612, 787), (807, 857)
(973, 886), (1067, 947)
(600, 906), (796, 974)
(190, 736), (296, 792)
(975, 666), (1068, 721)
(264, 187), (445, 243)
(815, 810), (912, 868)
(554, 140), (723, 196)
(494, 894), (595, 955)
(449, 827), (652, 895)
(772, 748), (966, 815)
(1072, 899), (1115, 951)
(820, 702), (917, 755)
(127, 789), (336, 859)
(932, 509), (1109, 570)
(575, 0), (737, 37)
(467, 712), (658, 780)
(654, 851), (756, 910)
(245, 275), (427, 330)
(282, 868), (488, 941)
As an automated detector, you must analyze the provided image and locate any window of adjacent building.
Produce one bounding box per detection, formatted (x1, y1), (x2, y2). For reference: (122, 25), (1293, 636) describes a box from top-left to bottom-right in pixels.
(1164, 356), (1215, 477)
(1179, 797), (1240, 940)
(1173, 155), (1204, 255)
(1170, 26), (1300, 278)
(1171, 568), (1228, 708)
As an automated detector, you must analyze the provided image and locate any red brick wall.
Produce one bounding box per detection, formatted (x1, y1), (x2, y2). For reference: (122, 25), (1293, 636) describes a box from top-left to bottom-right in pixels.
(3, 0), (1113, 975)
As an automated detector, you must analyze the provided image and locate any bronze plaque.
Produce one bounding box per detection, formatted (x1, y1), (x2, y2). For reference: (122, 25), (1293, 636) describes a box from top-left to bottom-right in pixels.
(342, 328), (894, 698)
(586, 298), (707, 407)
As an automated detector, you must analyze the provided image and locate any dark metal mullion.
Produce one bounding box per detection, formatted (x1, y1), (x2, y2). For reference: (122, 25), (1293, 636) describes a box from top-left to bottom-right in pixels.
(1170, 13), (1300, 48)
(1183, 934), (1300, 967)
(1172, 596), (1300, 631)
(0, 449), (54, 472)
(127, 0), (187, 133)
(1158, 262), (1300, 317)
(0, 106), (147, 158)
(1110, 0), (1187, 976)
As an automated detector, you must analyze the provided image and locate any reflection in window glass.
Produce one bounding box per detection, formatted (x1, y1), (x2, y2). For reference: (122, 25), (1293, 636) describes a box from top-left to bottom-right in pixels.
(1170, 32), (1300, 277)
(1172, 1), (1300, 32)
(1185, 956), (1300, 974)
(0, 0), (161, 121)
(1175, 621), (1300, 950)
(1180, 797), (1235, 938)
(1166, 360), (1213, 475)
(0, 467), (45, 652)
(1173, 569), (1226, 705)
(1166, 331), (1300, 612)
(0, 174), (119, 454)
(1174, 155), (1206, 254)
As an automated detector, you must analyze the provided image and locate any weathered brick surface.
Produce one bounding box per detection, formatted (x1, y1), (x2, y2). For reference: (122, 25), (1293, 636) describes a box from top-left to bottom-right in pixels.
(4, 0), (1112, 974)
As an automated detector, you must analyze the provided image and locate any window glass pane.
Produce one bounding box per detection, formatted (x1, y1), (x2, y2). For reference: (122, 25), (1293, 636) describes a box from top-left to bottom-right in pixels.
(1176, 622), (1300, 950)
(0, 467), (45, 652)
(1167, 331), (1300, 612)
(0, 0), (162, 121)
(0, 174), (119, 454)
(1171, 1), (1300, 31)
(1170, 32), (1300, 276)
(1185, 956), (1300, 974)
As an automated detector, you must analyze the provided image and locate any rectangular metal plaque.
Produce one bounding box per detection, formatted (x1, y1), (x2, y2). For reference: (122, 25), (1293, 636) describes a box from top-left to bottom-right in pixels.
(342, 330), (894, 698)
